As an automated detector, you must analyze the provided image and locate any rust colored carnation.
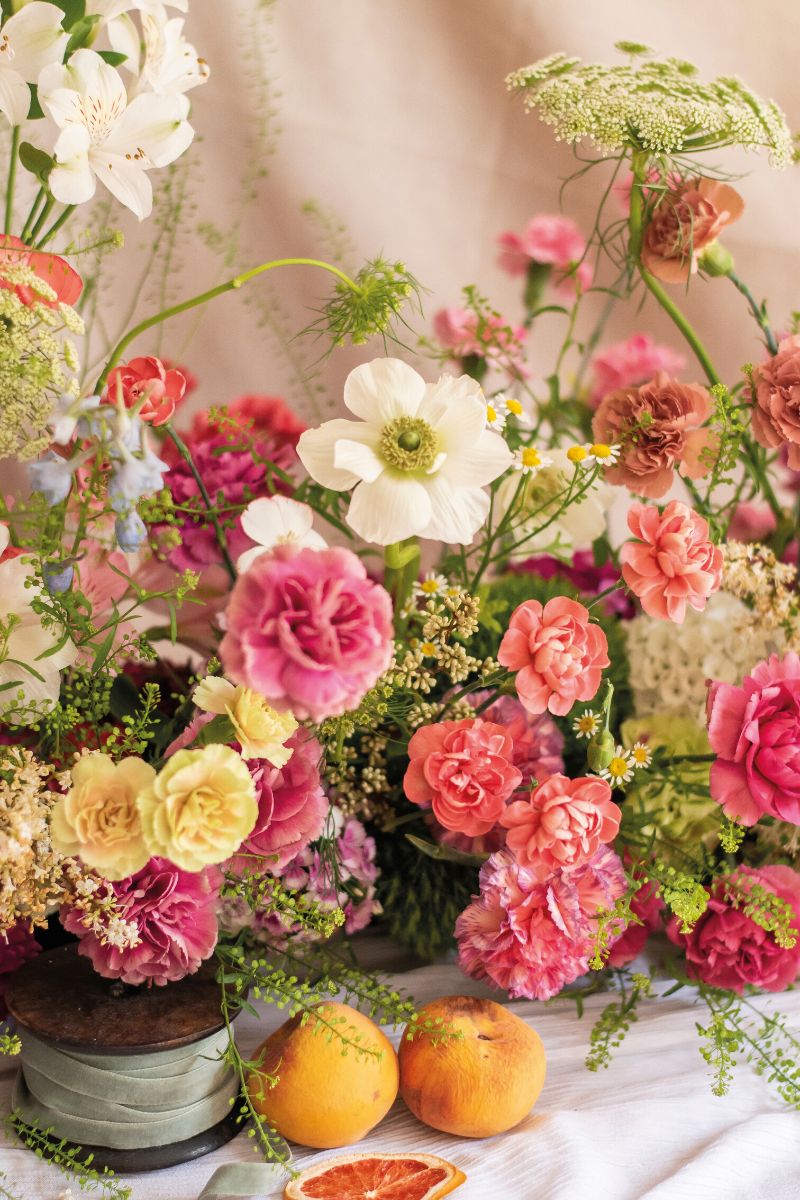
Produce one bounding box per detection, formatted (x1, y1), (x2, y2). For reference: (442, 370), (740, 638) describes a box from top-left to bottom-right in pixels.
(642, 179), (743, 284)
(592, 371), (714, 499)
(749, 335), (800, 470)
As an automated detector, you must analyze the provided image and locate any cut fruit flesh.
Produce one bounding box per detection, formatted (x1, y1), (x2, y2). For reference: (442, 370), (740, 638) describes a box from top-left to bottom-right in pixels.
(284, 1151), (467, 1200)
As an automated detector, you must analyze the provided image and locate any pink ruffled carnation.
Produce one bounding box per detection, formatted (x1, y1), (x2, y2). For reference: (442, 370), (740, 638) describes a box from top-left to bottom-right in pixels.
(606, 877), (663, 968)
(642, 179), (743, 284)
(455, 846), (627, 1000)
(501, 773), (621, 879)
(749, 335), (800, 471)
(727, 501), (777, 543)
(589, 334), (686, 408)
(497, 215), (592, 293)
(433, 307), (529, 379)
(220, 544), (394, 722)
(498, 597), (608, 717)
(621, 501), (723, 623)
(62, 859), (221, 987)
(0, 923), (40, 1018)
(228, 730), (328, 874)
(186, 394), (307, 452)
(707, 652), (800, 826)
(667, 865), (800, 993)
(404, 718), (523, 837)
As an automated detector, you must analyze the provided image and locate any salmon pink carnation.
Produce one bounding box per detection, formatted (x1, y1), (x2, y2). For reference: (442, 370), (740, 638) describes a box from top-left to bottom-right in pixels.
(498, 597), (608, 717)
(589, 334), (685, 407)
(621, 501), (723, 623)
(667, 865), (800, 993)
(727, 501), (777, 543)
(642, 179), (743, 284)
(404, 718), (522, 837)
(455, 846), (627, 1000)
(62, 859), (221, 986)
(749, 335), (800, 469)
(497, 214), (592, 293)
(592, 372), (715, 499)
(707, 652), (800, 826)
(220, 544), (394, 722)
(0, 235), (82, 307)
(103, 356), (187, 426)
(501, 773), (621, 879)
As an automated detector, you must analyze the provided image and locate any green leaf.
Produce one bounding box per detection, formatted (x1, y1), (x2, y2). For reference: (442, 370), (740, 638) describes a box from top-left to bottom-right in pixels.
(65, 13), (100, 57)
(52, 0), (85, 28)
(405, 833), (488, 867)
(27, 85), (44, 121)
(97, 50), (128, 67)
(109, 673), (140, 720)
(91, 626), (116, 673)
(19, 141), (54, 186)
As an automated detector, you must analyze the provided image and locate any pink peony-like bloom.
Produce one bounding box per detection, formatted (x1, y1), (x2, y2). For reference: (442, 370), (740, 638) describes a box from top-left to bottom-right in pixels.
(498, 597), (608, 717)
(497, 215), (593, 293)
(228, 730), (328, 874)
(592, 372), (715, 499)
(642, 179), (744, 284)
(220, 544), (394, 722)
(621, 500), (723, 623)
(404, 718), (523, 838)
(749, 335), (800, 470)
(0, 923), (40, 1018)
(509, 551), (636, 619)
(501, 773), (621, 879)
(433, 307), (529, 379)
(0, 235), (83, 308)
(62, 859), (221, 986)
(707, 652), (800, 826)
(103, 356), (187, 426)
(589, 334), (686, 408)
(667, 865), (800, 993)
(455, 845), (627, 1000)
(727, 501), (777, 543)
(606, 877), (663, 968)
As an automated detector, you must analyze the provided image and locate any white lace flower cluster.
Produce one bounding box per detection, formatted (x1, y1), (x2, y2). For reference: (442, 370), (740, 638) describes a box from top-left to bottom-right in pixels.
(624, 591), (783, 724)
(0, 0), (208, 220)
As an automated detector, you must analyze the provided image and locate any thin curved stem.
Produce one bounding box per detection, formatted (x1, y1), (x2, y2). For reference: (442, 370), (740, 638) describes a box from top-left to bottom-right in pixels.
(729, 273), (778, 355)
(165, 427), (237, 584)
(95, 257), (360, 390)
(19, 187), (45, 244)
(4, 127), (19, 236)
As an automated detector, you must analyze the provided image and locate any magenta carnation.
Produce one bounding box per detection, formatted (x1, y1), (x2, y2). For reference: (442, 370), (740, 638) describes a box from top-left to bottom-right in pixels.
(220, 544), (394, 722)
(707, 652), (800, 826)
(62, 858), (221, 986)
(667, 865), (800, 993)
(509, 551), (636, 619)
(0, 923), (40, 1018)
(455, 845), (627, 1000)
(228, 730), (327, 874)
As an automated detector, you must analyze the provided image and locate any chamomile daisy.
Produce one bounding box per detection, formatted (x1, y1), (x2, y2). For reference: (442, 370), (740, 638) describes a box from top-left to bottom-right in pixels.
(572, 711), (601, 739)
(413, 572), (449, 600)
(485, 396), (509, 431)
(630, 741), (653, 769)
(498, 394), (533, 426)
(600, 747), (635, 786)
(513, 446), (552, 474)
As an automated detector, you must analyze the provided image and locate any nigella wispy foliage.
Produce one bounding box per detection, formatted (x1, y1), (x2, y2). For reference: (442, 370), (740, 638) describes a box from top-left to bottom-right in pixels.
(507, 44), (796, 165)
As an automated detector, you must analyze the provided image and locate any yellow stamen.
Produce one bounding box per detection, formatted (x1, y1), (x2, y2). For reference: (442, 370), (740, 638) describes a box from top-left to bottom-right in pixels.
(506, 398), (523, 415)
(521, 447), (542, 468)
(590, 442), (612, 459)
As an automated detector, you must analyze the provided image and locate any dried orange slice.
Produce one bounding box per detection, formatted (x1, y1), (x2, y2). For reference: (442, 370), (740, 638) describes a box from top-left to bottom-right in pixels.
(284, 1151), (466, 1200)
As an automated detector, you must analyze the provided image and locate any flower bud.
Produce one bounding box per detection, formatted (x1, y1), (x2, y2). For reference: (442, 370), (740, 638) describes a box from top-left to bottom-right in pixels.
(699, 242), (734, 278)
(42, 562), (74, 595)
(587, 728), (616, 772)
(115, 510), (147, 552)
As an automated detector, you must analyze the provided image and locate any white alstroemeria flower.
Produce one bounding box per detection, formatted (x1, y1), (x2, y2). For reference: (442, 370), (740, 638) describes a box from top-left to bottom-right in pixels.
(139, 12), (209, 93)
(0, 2), (69, 126)
(237, 496), (327, 574)
(90, 0), (188, 21)
(38, 49), (194, 219)
(297, 358), (513, 546)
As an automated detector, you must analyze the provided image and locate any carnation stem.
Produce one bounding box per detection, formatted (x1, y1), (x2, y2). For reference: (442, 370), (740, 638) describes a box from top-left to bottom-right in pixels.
(4, 126), (19, 236)
(165, 426), (238, 584)
(95, 258), (361, 391)
(728, 273), (778, 355)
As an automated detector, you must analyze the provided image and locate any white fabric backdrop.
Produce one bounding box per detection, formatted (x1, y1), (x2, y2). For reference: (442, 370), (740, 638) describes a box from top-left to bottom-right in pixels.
(2, 958), (800, 1199)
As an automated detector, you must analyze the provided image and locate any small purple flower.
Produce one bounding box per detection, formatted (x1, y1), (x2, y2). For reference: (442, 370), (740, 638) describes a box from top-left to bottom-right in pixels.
(42, 562), (74, 594)
(115, 510), (147, 551)
(109, 448), (169, 513)
(28, 452), (77, 505)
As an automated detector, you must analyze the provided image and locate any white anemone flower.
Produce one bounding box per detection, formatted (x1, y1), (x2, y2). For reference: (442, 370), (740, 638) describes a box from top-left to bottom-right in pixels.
(237, 496), (327, 574)
(38, 49), (194, 219)
(0, 2), (68, 126)
(297, 358), (513, 546)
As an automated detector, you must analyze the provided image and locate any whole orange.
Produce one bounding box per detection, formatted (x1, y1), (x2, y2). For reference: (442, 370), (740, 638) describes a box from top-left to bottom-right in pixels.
(399, 995), (546, 1138)
(247, 1001), (399, 1148)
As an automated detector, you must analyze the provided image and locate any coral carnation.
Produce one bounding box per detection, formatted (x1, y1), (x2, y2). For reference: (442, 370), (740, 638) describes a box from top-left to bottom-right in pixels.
(498, 597), (608, 717)
(103, 356), (187, 426)
(501, 773), (621, 879)
(621, 500), (723, 623)
(749, 335), (800, 470)
(707, 652), (800, 826)
(642, 179), (743, 284)
(220, 544), (394, 722)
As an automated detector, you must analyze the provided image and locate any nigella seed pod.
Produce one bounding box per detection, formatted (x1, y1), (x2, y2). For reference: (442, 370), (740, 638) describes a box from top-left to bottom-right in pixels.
(42, 562), (74, 595)
(587, 729), (616, 772)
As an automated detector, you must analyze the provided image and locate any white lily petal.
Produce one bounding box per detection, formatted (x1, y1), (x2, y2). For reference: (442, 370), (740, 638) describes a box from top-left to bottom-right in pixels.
(48, 125), (96, 205)
(418, 372), (484, 428)
(297, 419), (373, 490)
(334, 437), (384, 483)
(420, 476), (490, 544)
(438, 429), (513, 488)
(426, 388), (487, 456)
(109, 90), (193, 166)
(346, 474), (432, 545)
(108, 13), (142, 75)
(2, 2), (69, 80)
(89, 149), (152, 218)
(344, 358), (426, 423)
(0, 66), (33, 126)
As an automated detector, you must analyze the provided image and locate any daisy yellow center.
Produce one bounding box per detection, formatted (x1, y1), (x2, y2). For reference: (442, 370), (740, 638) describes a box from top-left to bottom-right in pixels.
(420, 579), (441, 594)
(608, 756), (629, 777)
(576, 715), (597, 734)
(380, 416), (438, 472)
(632, 747), (649, 764)
(590, 442), (612, 459)
(506, 398), (523, 415)
(567, 445), (588, 463)
(487, 405), (498, 423)
(521, 447), (542, 467)
(420, 641), (438, 655)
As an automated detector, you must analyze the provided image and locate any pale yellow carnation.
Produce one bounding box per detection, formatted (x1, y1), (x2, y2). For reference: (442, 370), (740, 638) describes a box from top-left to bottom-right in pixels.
(193, 676), (297, 765)
(50, 753), (155, 881)
(137, 744), (257, 872)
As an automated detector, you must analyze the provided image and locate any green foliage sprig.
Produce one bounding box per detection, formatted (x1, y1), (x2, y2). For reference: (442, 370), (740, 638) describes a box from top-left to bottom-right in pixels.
(4, 1113), (130, 1200)
(586, 971), (653, 1072)
(698, 988), (800, 1107)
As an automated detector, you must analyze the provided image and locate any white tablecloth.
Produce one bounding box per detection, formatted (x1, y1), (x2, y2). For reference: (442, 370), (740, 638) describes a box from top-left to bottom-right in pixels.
(2, 960), (799, 1200)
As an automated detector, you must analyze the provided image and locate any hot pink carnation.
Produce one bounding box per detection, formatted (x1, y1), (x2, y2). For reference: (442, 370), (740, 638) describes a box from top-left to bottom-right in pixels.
(228, 730), (327, 873)
(62, 859), (221, 986)
(104, 356), (187, 426)
(727, 501), (777, 543)
(501, 773), (621, 879)
(455, 846), (627, 1000)
(497, 214), (592, 292)
(509, 551), (636, 618)
(606, 877), (663, 968)
(433, 307), (529, 379)
(220, 544), (394, 722)
(621, 500), (723, 623)
(667, 865), (800, 993)
(589, 334), (686, 408)
(749, 335), (800, 470)
(498, 597), (608, 717)
(707, 652), (800, 826)
(0, 923), (40, 1018)
(404, 718), (522, 837)
(642, 179), (744, 284)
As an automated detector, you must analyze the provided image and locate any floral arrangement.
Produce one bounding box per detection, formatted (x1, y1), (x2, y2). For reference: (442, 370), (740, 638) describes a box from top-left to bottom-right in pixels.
(2, 19), (800, 1192)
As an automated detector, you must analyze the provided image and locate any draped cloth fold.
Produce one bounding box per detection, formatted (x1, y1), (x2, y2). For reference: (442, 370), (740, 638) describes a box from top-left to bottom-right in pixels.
(12, 1028), (240, 1150)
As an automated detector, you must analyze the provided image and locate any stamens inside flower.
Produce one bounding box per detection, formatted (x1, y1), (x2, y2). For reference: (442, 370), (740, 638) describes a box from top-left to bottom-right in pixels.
(380, 416), (438, 472)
